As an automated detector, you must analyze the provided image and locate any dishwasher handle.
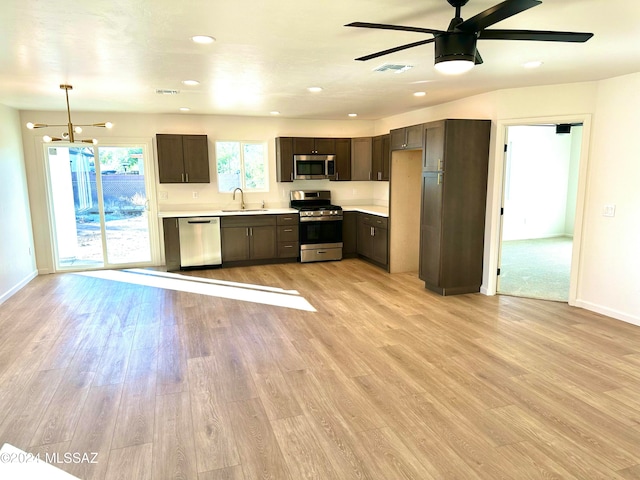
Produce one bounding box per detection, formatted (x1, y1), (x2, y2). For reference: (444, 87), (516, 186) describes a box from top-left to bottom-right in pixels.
(187, 219), (213, 224)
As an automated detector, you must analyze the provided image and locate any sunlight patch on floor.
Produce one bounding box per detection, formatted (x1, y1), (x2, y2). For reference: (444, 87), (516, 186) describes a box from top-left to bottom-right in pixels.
(75, 269), (317, 312)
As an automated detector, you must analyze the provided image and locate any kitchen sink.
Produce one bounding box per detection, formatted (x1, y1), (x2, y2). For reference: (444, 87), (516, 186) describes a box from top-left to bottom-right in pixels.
(221, 208), (268, 212)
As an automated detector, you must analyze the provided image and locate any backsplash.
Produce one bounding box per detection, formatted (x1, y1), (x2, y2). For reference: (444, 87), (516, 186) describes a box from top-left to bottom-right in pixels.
(157, 179), (389, 211)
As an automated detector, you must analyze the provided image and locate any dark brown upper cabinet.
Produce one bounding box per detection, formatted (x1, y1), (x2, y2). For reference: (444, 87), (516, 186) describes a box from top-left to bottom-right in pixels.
(157, 134), (210, 184)
(351, 137), (372, 181)
(372, 134), (390, 181)
(292, 137), (336, 154)
(276, 137), (294, 182)
(390, 124), (424, 150)
(333, 138), (351, 181)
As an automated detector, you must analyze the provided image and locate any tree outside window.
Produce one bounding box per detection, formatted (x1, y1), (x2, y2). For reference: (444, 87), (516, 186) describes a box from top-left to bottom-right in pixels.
(216, 141), (268, 192)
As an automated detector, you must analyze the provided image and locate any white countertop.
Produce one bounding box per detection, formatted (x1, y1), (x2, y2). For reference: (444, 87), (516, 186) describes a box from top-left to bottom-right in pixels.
(341, 205), (389, 217)
(158, 208), (298, 218)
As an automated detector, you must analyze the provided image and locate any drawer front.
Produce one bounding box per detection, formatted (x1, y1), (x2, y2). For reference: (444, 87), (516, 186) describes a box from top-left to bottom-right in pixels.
(277, 225), (299, 242)
(277, 214), (299, 225)
(221, 215), (277, 228)
(361, 214), (388, 229)
(278, 242), (299, 258)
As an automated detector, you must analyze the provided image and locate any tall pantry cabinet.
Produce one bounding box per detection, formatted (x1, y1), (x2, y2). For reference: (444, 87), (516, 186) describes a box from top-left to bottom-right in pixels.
(419, 119), (491, 295)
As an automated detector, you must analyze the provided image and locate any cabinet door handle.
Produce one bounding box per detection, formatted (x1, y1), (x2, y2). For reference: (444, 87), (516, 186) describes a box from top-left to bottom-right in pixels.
(181, 173), (185, 183)
(438, 159), (443, 170)
(175, 218), (178, 228)
(290, 172), (293, 181)
(369, 171), (372, 180)
(246, 228), (249, 236)
(284, 245), (293, 248)
(336, 172), (339, 180)
(250, 227), (253, 236)
(185, 172), (189, 182)
(437, 173), (443, 185)
(284, 228), (293, 232)
(377, 171), (382, 181)
(371, 227), (375, 237)
(283, 217), (292, 220)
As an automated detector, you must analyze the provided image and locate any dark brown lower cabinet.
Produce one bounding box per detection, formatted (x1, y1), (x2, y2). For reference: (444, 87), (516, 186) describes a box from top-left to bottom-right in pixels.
(276, 214), (299, 258)
(357, 213), (388, 268)
(342, 211), (358, 257)
(221, 216), (277, 262)
(163, 218), (181, 271)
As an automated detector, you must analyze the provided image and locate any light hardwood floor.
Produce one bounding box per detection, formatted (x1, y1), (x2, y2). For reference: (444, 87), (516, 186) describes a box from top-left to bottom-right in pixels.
(1, 259), (640, 479)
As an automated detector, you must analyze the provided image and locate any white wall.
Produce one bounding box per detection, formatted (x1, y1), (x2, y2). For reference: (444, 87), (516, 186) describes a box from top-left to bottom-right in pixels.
(20, 112), (380, 273)
(0, 105), (36, 303)
(575, 72), (640, 324)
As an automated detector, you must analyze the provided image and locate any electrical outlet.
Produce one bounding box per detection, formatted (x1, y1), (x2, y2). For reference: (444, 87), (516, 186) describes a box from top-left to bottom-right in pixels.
(192, 191), (199, 199)
(603, 204), (616, 217)
(159, 191), (168, 200)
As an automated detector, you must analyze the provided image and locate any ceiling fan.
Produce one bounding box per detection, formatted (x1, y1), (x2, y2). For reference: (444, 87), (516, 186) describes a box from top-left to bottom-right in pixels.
(345, 0), (594, 74)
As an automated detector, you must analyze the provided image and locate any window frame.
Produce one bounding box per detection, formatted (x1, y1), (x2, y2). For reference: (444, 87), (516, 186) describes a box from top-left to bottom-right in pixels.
(215, 140), (269, 193)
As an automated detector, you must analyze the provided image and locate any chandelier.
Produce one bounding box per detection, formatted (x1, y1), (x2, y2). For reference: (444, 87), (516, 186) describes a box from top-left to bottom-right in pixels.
(26, 84), (113, 144)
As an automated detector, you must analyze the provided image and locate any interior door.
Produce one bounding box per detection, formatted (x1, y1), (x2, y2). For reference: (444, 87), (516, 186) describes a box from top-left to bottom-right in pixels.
(46, 144), (154, 270)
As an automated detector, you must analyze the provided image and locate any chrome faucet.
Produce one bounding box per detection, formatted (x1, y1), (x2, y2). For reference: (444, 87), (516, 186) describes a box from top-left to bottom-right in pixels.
(232, 187), (245, 210)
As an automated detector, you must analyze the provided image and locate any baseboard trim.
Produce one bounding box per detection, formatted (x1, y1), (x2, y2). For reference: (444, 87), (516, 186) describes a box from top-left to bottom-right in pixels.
(574, 299), (640, 327)
(0, 269), (38, 305)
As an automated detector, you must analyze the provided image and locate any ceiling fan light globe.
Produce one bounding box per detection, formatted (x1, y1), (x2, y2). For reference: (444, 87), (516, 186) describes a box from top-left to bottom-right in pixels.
(434, 59), (475, 75)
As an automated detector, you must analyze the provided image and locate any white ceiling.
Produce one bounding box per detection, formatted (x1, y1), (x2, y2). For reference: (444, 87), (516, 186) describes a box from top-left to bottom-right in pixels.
(1, 0), (639, 120)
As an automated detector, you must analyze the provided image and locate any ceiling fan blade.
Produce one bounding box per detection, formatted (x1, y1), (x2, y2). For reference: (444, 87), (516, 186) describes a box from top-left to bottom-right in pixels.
(475, 49), (484, 65)
(346, 22), (444, 36)
(457, 0), (541, 33)
(479, 29), (594, 42)
(354, 38), (436, 61)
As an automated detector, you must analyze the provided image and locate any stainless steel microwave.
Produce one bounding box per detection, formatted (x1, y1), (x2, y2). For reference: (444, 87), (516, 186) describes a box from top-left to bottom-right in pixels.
(294, 154), (335, 180)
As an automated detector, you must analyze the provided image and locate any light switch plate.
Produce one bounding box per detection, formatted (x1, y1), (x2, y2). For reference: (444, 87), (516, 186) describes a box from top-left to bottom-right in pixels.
(603, 204), (616, 217)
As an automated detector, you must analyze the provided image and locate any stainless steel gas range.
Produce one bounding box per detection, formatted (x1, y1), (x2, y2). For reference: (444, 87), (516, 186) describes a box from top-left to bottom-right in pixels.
(290, 190), (343, 263)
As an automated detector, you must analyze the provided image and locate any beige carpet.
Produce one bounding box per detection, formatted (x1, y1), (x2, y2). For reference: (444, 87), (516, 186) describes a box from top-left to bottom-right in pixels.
(498, 237), (573, 302)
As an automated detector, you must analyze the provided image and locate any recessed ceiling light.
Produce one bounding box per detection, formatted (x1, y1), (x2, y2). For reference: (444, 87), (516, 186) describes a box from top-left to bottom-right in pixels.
(523, 60), (543, 69)
(182, 80), (200, 86)
(179, 107), (190, 112)
(413, 91), (427, 97)
(270, 111), (280, 115)
(348, 113), (358, 117)
(307, 87), (323, 93)
(191, 35), (215, 44)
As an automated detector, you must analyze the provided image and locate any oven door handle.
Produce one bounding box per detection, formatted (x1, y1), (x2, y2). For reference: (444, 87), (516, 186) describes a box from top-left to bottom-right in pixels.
(299, 215), (343, 222)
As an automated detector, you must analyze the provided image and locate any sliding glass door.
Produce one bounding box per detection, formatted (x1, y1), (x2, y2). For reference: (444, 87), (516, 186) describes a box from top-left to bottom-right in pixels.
(46, 144), (153, 270)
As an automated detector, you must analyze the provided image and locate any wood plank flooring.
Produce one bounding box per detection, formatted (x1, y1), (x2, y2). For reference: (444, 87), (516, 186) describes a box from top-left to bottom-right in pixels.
(1, 258), (640, 479)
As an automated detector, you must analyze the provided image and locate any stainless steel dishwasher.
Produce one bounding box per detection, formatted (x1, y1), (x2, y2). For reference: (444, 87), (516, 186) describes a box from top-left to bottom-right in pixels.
(178, 217), (222, 267)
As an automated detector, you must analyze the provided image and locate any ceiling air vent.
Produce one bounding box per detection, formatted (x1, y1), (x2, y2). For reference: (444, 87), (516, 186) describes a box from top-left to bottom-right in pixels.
(373, 63), (413, 73)
(155, 89), (180, 95)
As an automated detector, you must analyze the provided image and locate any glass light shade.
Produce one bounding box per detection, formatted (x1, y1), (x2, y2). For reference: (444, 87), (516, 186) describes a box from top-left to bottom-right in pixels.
(434, 59), (475, 75)
(74, 126), (83, 134)
(43, 135), (53, 142)
(105, 122), (113, 129)
(26, 122), (35, 129)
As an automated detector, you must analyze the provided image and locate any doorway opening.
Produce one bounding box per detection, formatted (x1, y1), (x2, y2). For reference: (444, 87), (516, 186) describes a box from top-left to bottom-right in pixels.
(46, 144), (155, 271)
(497, 123), (583, 302)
